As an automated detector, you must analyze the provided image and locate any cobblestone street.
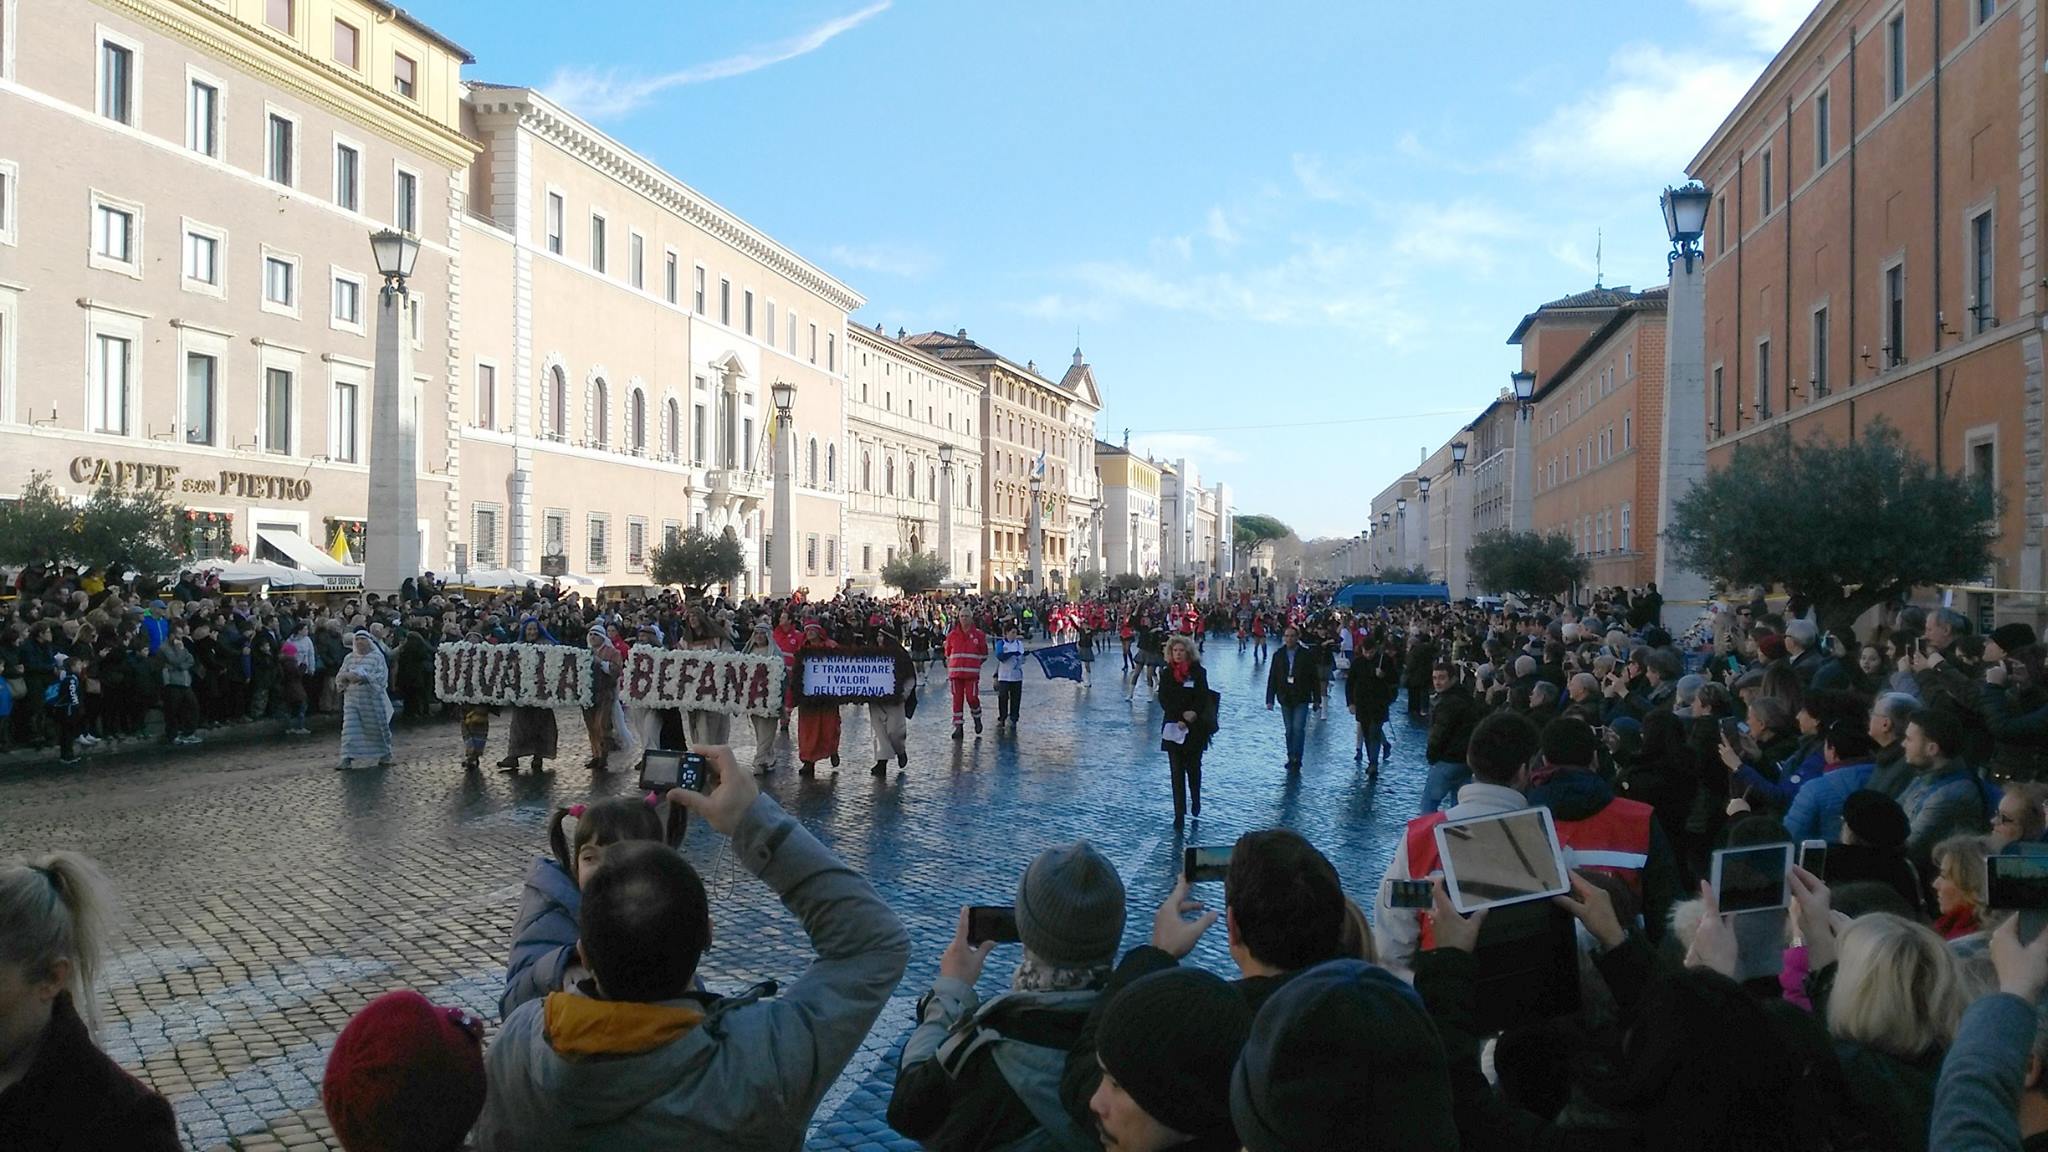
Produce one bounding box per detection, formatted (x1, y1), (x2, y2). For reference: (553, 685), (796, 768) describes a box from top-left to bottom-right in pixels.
(0, 642), (1428, 1151)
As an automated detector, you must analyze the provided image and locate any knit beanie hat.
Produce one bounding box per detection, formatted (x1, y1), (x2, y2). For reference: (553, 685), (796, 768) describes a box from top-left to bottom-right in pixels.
(1757, 633), (1787, 662)
(1097, 968), (1251, 1139)
(1992, 623), (2039, 655)
(1842, 790), (1911, 852)
(1230, 959), (1459, 1152)
(1015, 840), (1126, 966)
(322, 991), (486, 1152)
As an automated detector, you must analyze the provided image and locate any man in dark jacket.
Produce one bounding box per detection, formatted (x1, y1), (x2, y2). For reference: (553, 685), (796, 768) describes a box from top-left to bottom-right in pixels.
(1404, 627), (1439, 718)
(1422, 665), (1483, 814)
(1347, 640), (1402, 773)
(1266, 628), (1323, 772)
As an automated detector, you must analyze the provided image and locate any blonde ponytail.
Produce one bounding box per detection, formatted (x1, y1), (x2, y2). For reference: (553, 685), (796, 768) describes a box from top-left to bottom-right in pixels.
(0, 851), (118, 1031)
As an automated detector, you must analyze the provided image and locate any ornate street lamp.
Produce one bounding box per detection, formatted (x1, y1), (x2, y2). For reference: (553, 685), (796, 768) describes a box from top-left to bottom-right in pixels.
(369, 228), (422, 294)
(1451, 440), (1467, 474)
(1511, 369), (1536, 411)
(364, 228), (423, 594)
(1661, 181), (1711, 273)
(769, 380), (797, 595)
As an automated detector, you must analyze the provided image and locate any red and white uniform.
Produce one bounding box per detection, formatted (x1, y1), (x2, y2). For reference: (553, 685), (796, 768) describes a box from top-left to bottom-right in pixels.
(944, 624), (989, 724)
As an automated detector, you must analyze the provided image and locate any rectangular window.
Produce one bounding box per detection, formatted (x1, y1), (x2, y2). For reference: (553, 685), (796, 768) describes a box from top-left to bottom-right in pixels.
(264, 367), (293, 454)
(183, 229), (218, 286)
(474, 508), (501, 568)
(394, 169), (418, 233)
(331, 380), (359, 462)
(184, 353), (215, 445)
(1622, 504), (1633, 552)
(1716, 195), (1727, 253)
(331, 20), (357, 69)
(331, 273), (360, 326)
(1811, 307), (1830, 396)
(266, 113), (294, 186)
(99, 39), (133, 124)
(1814, 90), (1831, 166)
(1712, 365), (1725, 435)
(1756, 339), (1772, 419)
(743, 417), (754, 471)
(265, 0), (293, 33)
(264, 255), (295, 309)
(0, 164), (13, 247)
(93, 202), (134, 263)
(589, 213), (606, 273)
(1624, 410), (1633, 448)
(1885, 264), (1906, 365)
(476, 363), (496, 428)
(719, 278), (731, 325)
(542, 511), (565, 559)
(629, 232), (644, 289)
(587, 515), (609, 571)
(805, 534), (818, 574)
(1760, 149), (1773, 211)
(1978, 0), (1996, 27)
(1888, 13), (1906, 102)
(862, 544), (872, 572)
(809, 323), (818, 364)
(743, 289), (754, 336)
(1971, 438), (1997, 490)
(788, 311), (798, 352)
(692, 403), (707, 466)
(628, 519), (646, 572)
(694, 266), (707, 314)
(765, 300), (776, 344)
(825, 537), (836, 575)
(334, 142), (360, 211)
(827, 334), (836, 372)
(392, 52), (416, 100)
(1971, 210), (1994, 333)
(91, 334), (130, 435)
(187, 78), (218, 156)
(663, 252), (678, 304)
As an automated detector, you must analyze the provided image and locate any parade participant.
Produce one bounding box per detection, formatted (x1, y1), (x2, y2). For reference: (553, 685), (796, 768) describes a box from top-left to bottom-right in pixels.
(0, 852), (181, 1151)
(498, 618), (559, 774)
(1265, 627), (1322, 773)
(945, 612), (989, 739)
(682, 606), (732, 749)
(1131, 611), (1167, 699)
(621, 623), (666, 762)
(796, 621), (843, 775)
(335, 630), (394, 772)
(1159, 635), (1216, 829)
(1120, 613), (1137, 672)
(993, 623), (1028, 730)
(579, 626), (625, 772)
(870, 628), (916, 777)
(1249, 609), (1268, 664)
(1074, 616), (1096, 684)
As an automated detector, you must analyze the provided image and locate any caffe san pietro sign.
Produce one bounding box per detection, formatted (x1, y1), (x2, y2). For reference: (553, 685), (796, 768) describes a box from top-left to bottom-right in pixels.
(434, 642), (784, 717)
(70, 456), (314, 501)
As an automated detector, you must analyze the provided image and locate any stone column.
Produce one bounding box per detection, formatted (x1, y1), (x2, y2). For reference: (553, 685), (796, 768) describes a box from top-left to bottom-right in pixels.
(366, 287), (420, 595)
(1512, 412), (1534, 533)
(937, 456), (955, 580)
(1655, 253), (1712, 604)
(1027, 480), (1044, 589)
(771, 410), (797, 596)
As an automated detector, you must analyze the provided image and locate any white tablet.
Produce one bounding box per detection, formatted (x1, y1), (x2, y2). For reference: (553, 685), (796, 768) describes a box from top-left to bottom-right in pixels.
(1434, 807), (1572, 915)
(1711, 843), (1793, 914)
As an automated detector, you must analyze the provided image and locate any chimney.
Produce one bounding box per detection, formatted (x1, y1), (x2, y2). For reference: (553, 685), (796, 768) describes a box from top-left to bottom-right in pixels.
(956, 328), (968, 339)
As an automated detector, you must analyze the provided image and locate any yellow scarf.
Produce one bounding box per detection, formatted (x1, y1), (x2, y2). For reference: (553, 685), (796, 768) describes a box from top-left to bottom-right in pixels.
(543, 992), (704, 1059)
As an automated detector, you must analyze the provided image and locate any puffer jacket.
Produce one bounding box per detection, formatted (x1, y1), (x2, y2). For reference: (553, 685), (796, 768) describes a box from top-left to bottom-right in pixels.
(500, 856), (580, 1020)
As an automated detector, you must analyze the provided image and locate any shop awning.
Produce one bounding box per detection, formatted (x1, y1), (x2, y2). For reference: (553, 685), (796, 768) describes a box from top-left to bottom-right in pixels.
(191, 559), (324, 589)
(256, 528), (363, 589)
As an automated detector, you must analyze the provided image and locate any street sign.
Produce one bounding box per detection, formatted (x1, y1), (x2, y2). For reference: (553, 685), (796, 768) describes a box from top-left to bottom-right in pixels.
(541, 553), (567, 577)
(454, 543), (469, 576)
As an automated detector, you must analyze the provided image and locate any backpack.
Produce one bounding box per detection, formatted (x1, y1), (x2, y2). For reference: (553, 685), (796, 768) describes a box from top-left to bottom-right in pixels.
(931, 990), (1099, 1152)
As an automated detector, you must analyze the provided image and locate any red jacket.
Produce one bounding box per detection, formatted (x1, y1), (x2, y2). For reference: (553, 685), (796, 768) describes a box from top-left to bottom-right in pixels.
(944, 626), (988, 679)
(1402, 798), (1654, 949)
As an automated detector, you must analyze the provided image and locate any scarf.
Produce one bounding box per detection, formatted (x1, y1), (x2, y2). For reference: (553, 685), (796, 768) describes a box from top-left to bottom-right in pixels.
(1167, 658), (1191, 682)
(1011, 950), (1110, 994)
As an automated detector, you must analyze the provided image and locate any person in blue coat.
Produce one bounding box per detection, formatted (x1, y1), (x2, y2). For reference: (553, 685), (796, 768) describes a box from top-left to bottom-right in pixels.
(500, 795), (670, 1020)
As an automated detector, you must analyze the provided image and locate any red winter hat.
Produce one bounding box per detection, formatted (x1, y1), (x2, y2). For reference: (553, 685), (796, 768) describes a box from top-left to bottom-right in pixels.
(322, 991), (486, 1152)
(1756, 632), (1787, 662)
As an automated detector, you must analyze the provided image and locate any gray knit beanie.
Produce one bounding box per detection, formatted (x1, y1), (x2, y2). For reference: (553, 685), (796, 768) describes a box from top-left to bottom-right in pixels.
(1015, 840), (1126, 966)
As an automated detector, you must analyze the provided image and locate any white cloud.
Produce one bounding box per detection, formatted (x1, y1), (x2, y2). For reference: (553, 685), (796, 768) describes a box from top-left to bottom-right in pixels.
(1127, 432), (1247, 467)
(1521, 44), (1761, 178)
(544, 2), (890, 119)
(1290, 153), (1349, 201)
(827, 241), (936, 279)
(1204, 206), (1239, 247)
(1389, 200), (1521, 271)
(1690, 0), (1815, 53)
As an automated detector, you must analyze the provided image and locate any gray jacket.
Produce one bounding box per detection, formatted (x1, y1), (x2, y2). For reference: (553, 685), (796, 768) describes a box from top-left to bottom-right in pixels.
(1930, 991), (2034, 1152)
(473, 793), (910, 1152)
(158, 644), (194, 689)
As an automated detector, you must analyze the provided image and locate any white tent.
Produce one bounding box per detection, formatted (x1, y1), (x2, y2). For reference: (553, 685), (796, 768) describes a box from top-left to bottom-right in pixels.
(189, 559), (325, 589)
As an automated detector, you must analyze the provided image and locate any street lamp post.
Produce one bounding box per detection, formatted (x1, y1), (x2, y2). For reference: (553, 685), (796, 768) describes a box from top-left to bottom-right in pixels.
(770, 380), (797, 596)
(1418, 475), (1433, 582)
(365, 228), (422, 596)
(1511, 369), (1536, 533)
(1658, 180), (1715, 603)
(937, 442), (955, 585)
(1395, 496), (1408, 570)
(1027, 476), (1044, 591)
(1379, 509), (1391, 571)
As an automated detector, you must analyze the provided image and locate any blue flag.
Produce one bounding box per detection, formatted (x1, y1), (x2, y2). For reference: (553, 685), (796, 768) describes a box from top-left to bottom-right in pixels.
(1032, 642), (1084, 682)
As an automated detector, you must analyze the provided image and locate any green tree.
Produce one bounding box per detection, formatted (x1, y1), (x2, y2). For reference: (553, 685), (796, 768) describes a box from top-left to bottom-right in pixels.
(0, 472), (186, 572)
(649, 527), (747, 596)
(1665, 419), (1999, 638)
(881, 549), (949, 595)
(1465, 530), (1590, 599)
(1107, 572), (1150, 594)
(1233, 514), (1291, 558)
(1075, 566), (1104, 594)
(1373, 565), (1435, 586)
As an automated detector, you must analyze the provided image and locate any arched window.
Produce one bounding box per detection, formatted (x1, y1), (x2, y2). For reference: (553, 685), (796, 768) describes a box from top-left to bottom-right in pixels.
(861, 451), (872, 492)
(884, 456), (895, 495)
(548, 366), (567, 439)
(929, 467), (937, 501)
(907, 462), (917, 500)
(825, 444), (836, 486)
(592, 378), (610, 447)
(629, 389), (646, 453)
(664, 399), (680, 459)
(807, 438), (819, 486)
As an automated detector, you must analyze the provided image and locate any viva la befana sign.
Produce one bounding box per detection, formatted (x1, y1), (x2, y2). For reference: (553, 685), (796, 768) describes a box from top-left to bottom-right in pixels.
(69, 456), (314, 501)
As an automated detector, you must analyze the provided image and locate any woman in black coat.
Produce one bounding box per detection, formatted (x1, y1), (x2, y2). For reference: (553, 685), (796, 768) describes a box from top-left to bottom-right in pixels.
(1157, 634), (1216, 831)
(1347, 637), (1401, 774)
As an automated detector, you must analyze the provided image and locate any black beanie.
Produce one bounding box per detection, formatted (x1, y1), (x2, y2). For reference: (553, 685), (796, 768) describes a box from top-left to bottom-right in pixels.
(1230, 959), (1459, 1152)
(1842, 790), (1910, 852)
(1097, 968), (1250, 1138)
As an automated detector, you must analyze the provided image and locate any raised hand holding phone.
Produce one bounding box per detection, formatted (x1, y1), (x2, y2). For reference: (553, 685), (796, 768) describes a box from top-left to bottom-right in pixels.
(1150, 876), (1218, 959)
(1426, 877), (1486, 953)
(1551, 872), (1626, 951)
(1992, 914), (2048, 1003)
(1686, 881), (1739, 978)
(939, 906), (996, 986)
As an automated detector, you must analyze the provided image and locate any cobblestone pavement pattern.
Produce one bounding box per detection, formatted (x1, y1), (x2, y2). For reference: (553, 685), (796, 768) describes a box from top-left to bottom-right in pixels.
(0, 641), (1431, 1151)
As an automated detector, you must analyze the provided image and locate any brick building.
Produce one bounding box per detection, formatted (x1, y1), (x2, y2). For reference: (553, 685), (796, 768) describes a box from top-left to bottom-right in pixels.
(1690, 0), (2042, 600)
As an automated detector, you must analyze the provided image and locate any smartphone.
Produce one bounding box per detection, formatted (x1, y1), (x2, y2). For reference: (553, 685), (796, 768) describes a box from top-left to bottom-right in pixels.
(1383, 878), (1434, 909)
(1711, 843), (1793, 914)
(966, 905), (1020, 946)
(639, 750), (711, 794)
(1988, 855), (2048, 943)
(1184, 845), (1233, 884)
(1798, 839), (1829, 881)
(1434, 807), (1571, 915)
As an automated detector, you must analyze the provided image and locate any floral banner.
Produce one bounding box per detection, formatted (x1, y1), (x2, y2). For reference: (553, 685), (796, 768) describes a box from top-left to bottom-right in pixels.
(618, 645), (785, 718)
(434, 643), (593, 709)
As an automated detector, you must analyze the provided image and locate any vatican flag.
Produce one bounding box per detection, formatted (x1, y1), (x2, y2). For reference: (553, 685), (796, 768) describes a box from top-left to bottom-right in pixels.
(327, 527), (354, 564)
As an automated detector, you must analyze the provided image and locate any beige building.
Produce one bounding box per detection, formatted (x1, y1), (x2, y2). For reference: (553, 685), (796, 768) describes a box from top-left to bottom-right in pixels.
(843, 323), (982, 593)
(0, 0), (475, 572)
(905, 330), (1079, 592)
(456, 84), (861, 593)
(1055, 348), (1103, 582)
(1098, 440), (1161, 577)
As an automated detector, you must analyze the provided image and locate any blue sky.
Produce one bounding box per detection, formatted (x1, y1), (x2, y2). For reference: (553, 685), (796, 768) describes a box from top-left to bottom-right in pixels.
(413, 0), (1812, 539)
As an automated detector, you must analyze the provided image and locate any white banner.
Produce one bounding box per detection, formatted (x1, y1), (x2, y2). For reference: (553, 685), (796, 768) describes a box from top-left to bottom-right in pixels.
(434, 643), (593, 708)
(799, 654), (901, 699)
(618, 645), (785, 717)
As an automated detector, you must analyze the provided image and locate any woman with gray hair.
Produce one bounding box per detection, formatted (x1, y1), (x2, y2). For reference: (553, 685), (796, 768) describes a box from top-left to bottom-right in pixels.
(0, 852), (179, 1148)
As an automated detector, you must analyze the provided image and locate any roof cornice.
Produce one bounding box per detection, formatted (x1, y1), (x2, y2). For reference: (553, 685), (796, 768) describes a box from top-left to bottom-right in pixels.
(847, 324), (986, 390)
(1533, 298), (1668, 402)
(471, 86), (866, 314)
